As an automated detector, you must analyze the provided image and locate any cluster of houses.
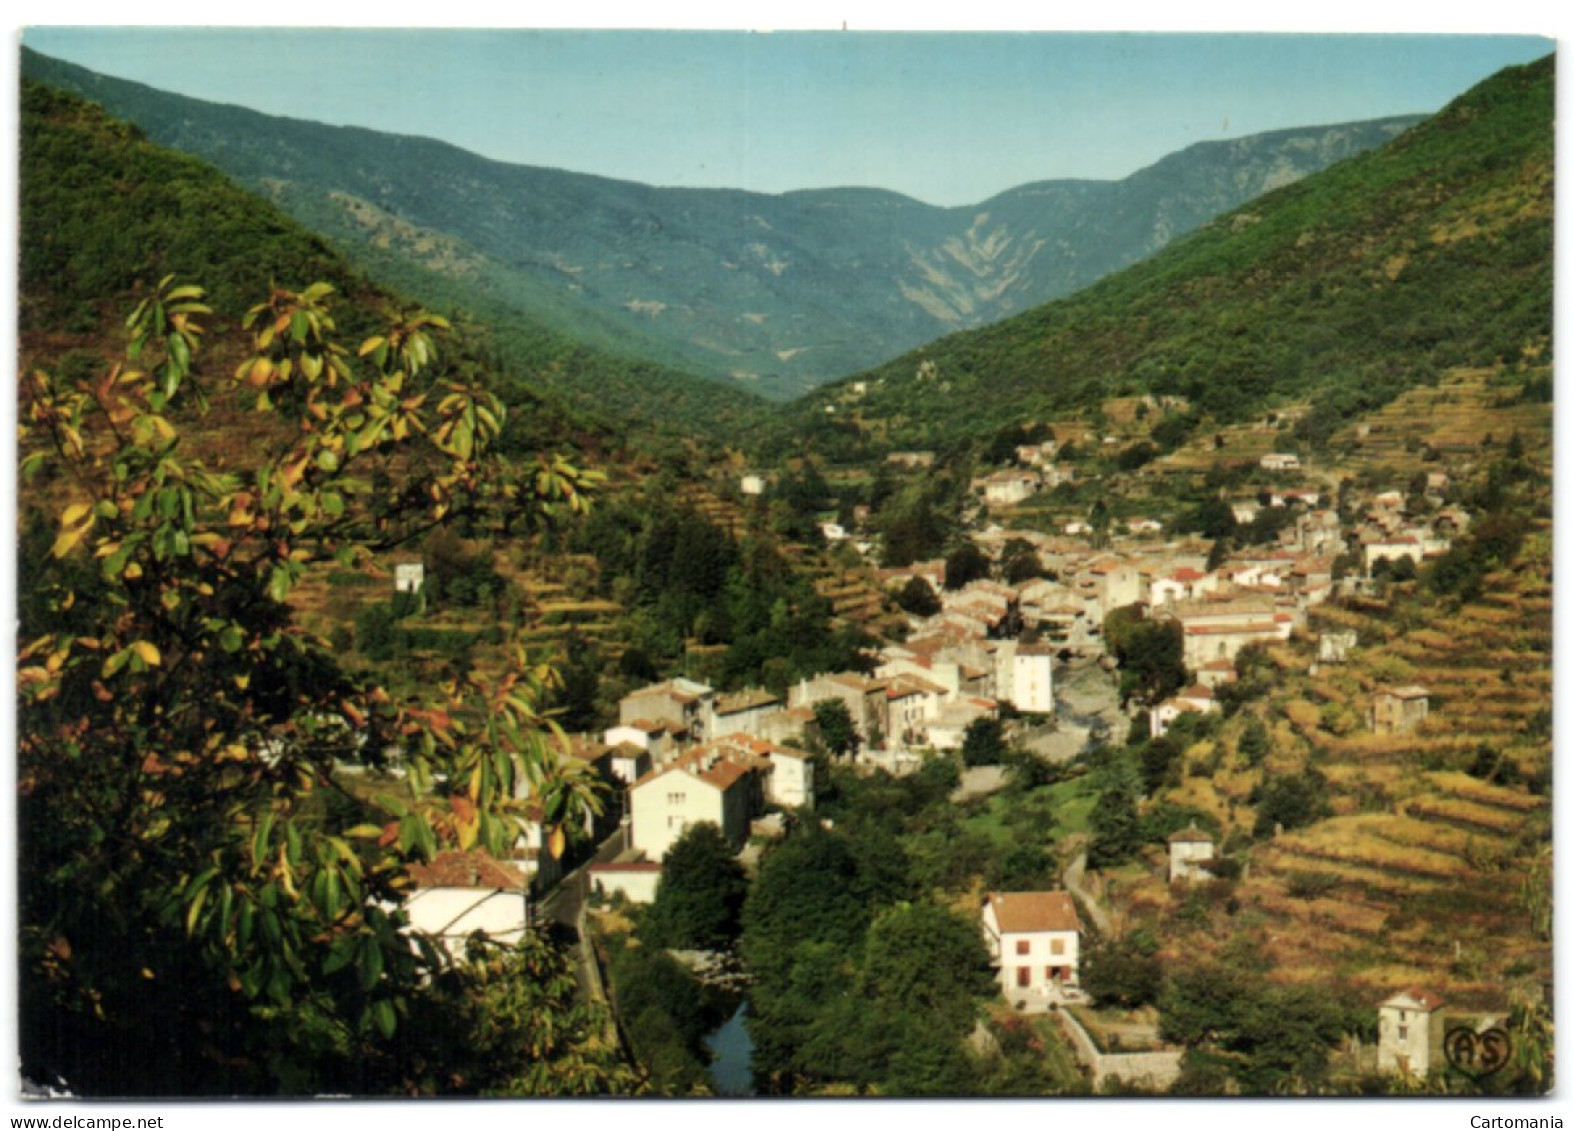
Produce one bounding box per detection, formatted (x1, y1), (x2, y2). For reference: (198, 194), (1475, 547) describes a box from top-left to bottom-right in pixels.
(394, 454), (1463, 1042)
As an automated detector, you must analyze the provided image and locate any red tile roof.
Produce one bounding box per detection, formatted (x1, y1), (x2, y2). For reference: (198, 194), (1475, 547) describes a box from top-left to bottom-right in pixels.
(986, 891), (1081, 934)
(1385, 988), (1445, 1012)
(407, 851), (527, 891)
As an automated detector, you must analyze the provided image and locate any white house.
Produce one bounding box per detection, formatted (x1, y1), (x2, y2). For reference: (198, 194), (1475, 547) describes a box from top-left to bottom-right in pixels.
(761, 743), (815, 810)
(1011, 642), (1055, 714)
(1378, 989), (1445, 1076)
(980, 470), (1041, 507)
(629, 745), (760, 862)
(393, 560), (426, 595)
(1167, 826), (1216, 882)
(740, 474), (766, 496)
(403, 851), (531, 955)
(981, 891), (1082, 1002)
(1149, 684), (1218, 739)
(1260, 453), (1302, 472)
(1364, 535), (1426, 573)
(588, 861), (662, 905)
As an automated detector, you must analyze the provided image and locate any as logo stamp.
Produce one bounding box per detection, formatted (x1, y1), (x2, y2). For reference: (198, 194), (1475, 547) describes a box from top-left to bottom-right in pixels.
(1444, 1026), (1512, 1079)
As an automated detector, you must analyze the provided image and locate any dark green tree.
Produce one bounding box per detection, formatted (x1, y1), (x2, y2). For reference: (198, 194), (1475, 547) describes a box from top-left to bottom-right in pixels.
(1237, 717), (1270, 766)
(998, 537), (1046, 584)
(1252, 769), (1331, 837)
(1083, 934), (1164, 1009)
(813, 698), (859, 758)
(859, 902), (994, 1032)
(1088, 752), (1143, 868)
(1104, 607), (1187, 705)
(643, 823), (749, 951)
(894, 575), (942, 616)
(960, 716), (1010, 767)
(943, 540), (991, 590)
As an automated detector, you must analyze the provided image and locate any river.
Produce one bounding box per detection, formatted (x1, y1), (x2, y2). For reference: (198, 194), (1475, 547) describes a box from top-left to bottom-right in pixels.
(703, 1000), (755, 1096)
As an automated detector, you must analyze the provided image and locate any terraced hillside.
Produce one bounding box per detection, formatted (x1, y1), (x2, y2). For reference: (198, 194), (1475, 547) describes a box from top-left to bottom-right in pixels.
(1109, 371), (1552, 1024)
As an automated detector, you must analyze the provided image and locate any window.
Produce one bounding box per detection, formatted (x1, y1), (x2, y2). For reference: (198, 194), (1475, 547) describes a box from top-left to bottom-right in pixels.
(1051, 938), (1065, 956)
(1015, 940), (1030, 956)
(1398, 1026), (1408, 1042)
(667, 792), (686, 805)
(1016, 967), (1030, 988)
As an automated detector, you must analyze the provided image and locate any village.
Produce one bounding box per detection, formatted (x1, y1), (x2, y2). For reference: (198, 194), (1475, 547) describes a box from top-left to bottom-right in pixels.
(387, 432), (1500, 1091)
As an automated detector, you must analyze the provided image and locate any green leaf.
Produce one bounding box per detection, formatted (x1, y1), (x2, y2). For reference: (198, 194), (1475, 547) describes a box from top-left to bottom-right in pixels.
(322, 941), (356, 977)
(185, 883), (209, 936)
(359, 937), (384, 991)
(371, 998), (396, 1040)
(267, 566), (293, 603)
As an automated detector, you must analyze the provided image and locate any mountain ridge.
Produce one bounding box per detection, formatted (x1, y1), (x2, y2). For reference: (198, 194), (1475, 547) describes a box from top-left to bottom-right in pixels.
(21, 46), (1422, 401)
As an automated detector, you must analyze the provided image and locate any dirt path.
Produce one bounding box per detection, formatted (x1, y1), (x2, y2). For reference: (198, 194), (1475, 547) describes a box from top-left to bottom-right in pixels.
(1063, 846), (1114, 936)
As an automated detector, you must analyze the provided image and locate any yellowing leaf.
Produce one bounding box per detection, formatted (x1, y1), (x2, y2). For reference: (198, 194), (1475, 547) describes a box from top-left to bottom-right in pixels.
(131, 641), (161, 666)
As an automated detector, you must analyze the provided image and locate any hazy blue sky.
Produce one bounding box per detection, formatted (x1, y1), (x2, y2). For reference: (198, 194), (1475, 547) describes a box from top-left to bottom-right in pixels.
(21, 28), (1553, 206)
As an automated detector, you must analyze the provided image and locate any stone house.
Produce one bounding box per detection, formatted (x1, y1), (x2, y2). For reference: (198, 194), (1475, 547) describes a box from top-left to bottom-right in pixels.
(1317, 631), (1358, 664)
(1370, 686), (1430, 735)
(706, 687), (783, 741)
(788, 672), (889, 744)
(1167, 826), (1216, 883)
(618, 678), (716, 744)
(979, 469), (1042, 507)
(981, 891), (1083, 1003)
(1377, 989), (1445, 1076)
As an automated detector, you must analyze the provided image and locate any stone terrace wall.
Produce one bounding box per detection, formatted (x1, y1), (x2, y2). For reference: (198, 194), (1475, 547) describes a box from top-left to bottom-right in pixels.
(1055, 1006), (1184, 1091)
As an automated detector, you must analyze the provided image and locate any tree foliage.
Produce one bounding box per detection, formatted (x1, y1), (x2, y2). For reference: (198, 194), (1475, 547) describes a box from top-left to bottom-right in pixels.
(17, 279), (607, 1094)
(893, 575), (942, 616)
(960, 716), (1010, 767)
(1104, 606), (1187, 706)
(943, 540), (991, 591)
(813, 698), (859, 757)
(643, 822), (749, 952)
(1083, 933), (1164, 1010)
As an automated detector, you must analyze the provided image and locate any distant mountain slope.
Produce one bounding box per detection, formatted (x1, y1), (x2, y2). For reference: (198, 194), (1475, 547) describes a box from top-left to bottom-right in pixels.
(18, 77), (776, 451)
(779, 54), (1552, 454)
(22, 48), (1419, 401)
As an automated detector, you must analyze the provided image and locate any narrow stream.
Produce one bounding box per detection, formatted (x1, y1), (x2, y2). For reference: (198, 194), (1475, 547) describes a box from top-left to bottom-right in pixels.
(703, 1000), (755, 1096)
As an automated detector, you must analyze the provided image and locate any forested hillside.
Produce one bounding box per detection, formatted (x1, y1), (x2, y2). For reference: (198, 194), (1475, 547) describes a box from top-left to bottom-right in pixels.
(19, 75), (772, 452)
(782, 55), (1552, 457)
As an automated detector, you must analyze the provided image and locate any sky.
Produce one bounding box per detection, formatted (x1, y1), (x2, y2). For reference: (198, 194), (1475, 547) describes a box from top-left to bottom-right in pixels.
(18, 26), (1552, 206)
